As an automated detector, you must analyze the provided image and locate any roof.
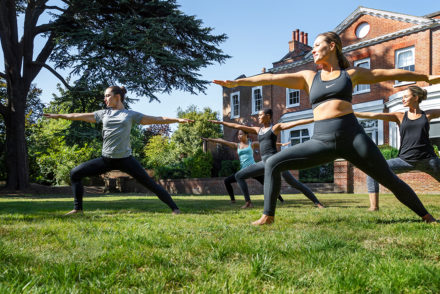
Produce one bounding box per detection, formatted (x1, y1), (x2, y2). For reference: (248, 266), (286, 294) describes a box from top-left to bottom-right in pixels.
(269, 7), (440, 73)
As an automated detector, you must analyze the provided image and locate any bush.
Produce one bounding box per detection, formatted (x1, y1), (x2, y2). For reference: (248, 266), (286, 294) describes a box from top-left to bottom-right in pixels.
(378, 145), (399, 160)
(218, 160), (240, 177)
(183, 149), (213, 178)
(299, 162), (334, 183)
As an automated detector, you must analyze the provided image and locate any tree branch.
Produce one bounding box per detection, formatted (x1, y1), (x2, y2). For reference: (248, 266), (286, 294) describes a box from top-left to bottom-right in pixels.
(44, 5), (67, 13)
(34, 23), (54, 36)
(0, 72), (6, 79)
(32, 62), (72, 90)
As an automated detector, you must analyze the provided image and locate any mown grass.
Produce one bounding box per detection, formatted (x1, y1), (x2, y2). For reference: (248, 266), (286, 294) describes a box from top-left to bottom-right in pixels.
(0, 193), (439, 293)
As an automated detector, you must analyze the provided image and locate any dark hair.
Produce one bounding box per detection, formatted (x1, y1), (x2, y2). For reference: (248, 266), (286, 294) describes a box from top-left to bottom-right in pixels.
(408, 85), (428, 104)
(262, 108), (273, 119)
(317, 31), (350, 69)
(238, 129), (248, 135)
(108, 86), (127, 102)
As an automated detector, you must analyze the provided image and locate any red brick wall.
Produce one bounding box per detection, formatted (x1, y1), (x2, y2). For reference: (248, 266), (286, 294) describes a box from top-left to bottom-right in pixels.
(353, 164), (440, 194)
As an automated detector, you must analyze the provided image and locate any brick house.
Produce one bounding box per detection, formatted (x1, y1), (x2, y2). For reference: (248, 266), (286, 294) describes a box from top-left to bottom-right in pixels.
(221, 6), (440, 159)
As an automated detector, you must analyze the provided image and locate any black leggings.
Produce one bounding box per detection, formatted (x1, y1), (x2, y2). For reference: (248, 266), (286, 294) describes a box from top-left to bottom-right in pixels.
(235, 158), (320, 204)
(70, 156), (178, 211)
(224, 173), (284, 202)
(263, 113), (429, 217)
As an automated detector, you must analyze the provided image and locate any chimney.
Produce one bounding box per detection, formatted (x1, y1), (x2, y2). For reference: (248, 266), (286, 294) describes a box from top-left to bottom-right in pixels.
(305, 33), (308, 45)
(295, 29), (300, 41)
(262, 67), (266, 73)
(300, 31), (304, 43)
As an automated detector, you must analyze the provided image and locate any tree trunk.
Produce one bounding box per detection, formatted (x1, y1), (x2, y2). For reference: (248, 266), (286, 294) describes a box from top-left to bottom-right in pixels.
(5, 87), (29, 190)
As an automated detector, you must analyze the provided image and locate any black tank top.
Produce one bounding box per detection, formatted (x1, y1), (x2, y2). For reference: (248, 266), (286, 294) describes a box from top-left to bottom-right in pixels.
(398, 111), (437, 161)
(258, 126), (277, 159)
(308, 70), (353, 109)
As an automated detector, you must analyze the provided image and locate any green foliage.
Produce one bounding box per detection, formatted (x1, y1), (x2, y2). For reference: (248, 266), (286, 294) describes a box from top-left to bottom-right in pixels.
(28, 117), (101, 185)
(183, 149), (213, 178)
(144, 135), (179, 169)
(218, 160), (240, 177)
(433, 145), (439, 157)
(172, 105), (222, 158)
(299, 163), (334, 183)
(49, 0), (230, 101)
(378, 145), (399, 160)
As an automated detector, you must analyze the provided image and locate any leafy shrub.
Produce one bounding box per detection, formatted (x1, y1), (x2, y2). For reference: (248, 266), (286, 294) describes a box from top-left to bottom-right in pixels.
(378, 145), (399, 160)
(299, 163), (334, 183)
(218, 160), (240, 177)
(183, 149), (213, 178)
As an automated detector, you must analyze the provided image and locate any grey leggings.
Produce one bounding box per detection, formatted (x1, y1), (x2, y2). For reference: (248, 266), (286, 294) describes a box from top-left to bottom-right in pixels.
(367, 157), (440, 193)
(263, 113), (429, 217)
(235, 157), (321, 204)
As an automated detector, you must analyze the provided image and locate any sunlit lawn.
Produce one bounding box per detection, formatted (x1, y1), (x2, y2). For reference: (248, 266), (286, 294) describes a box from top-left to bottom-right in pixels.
(1, 193), (439, 293)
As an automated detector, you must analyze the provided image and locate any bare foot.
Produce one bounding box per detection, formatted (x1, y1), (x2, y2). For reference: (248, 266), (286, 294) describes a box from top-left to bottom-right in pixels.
(368, 206), (379, 211)
(252, 214), (274, 225)
(317, 203), (325, 209)
(422, 214), (437, 223)
(241, 201), (254, 209)
(172, 209), (181, 215)
(64, 209), (83, 216)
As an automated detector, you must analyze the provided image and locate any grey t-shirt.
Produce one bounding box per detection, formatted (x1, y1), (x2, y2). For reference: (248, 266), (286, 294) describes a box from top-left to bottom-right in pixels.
(94, 109), (144, 158)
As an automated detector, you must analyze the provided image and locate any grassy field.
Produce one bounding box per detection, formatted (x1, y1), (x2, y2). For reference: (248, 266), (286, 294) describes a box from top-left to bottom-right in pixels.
(0, 193), (439, 293)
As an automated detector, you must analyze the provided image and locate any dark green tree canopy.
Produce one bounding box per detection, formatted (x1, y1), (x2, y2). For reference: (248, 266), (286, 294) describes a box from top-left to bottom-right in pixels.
(50, 0), (229, 100)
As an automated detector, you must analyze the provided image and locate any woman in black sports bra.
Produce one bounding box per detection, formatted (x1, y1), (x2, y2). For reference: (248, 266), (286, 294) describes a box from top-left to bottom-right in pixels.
(214, 31), (440, 225)
(355, 85), (440, 211)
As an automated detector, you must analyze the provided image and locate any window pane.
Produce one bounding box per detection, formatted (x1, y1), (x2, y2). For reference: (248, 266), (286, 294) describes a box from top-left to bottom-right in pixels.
(291, 139), (301, 145)
(290, 130), (300, 138)
(398, 50), (413, 67)
(301, 129), (309, 136)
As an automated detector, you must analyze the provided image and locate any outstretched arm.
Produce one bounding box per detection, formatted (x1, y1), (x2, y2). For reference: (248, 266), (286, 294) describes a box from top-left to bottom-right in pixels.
(349, 67), (440, 86)
(140, 115), (193, 125)
(272, 118), (314, 135)
(213, 70), (315, 91)
(426, 109), (440, 121)
(208, 120), (259, 134)
(354, 112), (402, 124)
(202, 137), (237, 149)
(43, 113), (96, 123)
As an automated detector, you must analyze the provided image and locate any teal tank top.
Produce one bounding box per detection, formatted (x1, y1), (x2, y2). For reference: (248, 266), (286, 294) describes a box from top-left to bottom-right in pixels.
(237, 141), (255, 170)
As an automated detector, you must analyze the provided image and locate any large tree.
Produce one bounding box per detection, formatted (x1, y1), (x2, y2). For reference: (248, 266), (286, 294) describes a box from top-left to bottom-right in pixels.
(0, 0), (229, 189)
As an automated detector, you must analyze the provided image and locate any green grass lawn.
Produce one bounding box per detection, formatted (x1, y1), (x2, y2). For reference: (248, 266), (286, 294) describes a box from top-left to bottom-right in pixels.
(0, 193), (439, 293)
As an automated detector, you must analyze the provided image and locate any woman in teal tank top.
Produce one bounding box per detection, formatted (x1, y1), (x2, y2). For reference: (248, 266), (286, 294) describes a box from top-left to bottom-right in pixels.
(203, 129), (284, 208)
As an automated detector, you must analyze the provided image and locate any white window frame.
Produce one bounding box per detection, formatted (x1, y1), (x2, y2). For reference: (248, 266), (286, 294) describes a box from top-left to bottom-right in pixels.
(353, 58), (370, 95)
(395, 46), (415, 87)
(289, 128), (311, 146)
(251, 86), (263, 115)
(286, 88), (300, 108)
(230, 91), (240, 119)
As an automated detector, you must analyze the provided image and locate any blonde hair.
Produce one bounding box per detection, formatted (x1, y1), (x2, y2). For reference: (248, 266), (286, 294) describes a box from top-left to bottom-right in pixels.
(318, 31), (350, 69)
(408, 85), (428, 103)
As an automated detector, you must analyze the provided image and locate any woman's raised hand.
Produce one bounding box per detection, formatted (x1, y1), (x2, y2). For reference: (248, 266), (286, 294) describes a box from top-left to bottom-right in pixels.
(213, 80), (238, 88)
(43, 113), (60, 119)
(177, 118), (194, 124)
(428, 75), (440, 84)
(208, 119), (223, 125)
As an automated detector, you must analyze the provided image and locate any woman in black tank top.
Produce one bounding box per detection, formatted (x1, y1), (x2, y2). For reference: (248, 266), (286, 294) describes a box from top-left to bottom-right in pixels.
(355, 86), (440, 211)
(214, 31), (440, 225)
(209, 109), (324, 208)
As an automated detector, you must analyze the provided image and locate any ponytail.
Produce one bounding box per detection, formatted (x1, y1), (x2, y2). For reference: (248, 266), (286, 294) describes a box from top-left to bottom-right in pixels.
(318, 31), (350, 69)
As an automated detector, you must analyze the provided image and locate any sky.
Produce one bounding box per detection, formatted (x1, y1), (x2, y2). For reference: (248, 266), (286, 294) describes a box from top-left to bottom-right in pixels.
(2, 0), (440, 121)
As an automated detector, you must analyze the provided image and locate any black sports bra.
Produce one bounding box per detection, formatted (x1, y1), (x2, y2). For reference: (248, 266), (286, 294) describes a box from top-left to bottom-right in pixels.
(308, 70), (353, 109)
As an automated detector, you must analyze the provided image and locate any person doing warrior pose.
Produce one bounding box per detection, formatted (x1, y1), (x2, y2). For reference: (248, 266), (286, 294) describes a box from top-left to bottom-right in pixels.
(210, 109), (324, 209)
(203, 129), (285, 208)
(355, 85), (440, 211)
(44, 86), (192, 215)
(214, 31), (439, 225)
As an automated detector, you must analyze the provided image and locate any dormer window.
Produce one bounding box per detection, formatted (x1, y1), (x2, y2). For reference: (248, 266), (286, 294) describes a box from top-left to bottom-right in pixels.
(355, 22), (370, 39)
